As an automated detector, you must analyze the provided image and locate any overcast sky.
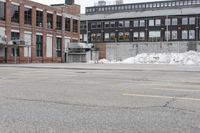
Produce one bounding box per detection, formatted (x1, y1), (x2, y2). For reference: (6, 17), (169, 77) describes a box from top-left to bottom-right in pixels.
(32, 0), (165, 13)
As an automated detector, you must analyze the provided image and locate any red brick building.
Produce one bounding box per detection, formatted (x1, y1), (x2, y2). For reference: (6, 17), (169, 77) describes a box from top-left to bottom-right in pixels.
(0, 0), (80, 63)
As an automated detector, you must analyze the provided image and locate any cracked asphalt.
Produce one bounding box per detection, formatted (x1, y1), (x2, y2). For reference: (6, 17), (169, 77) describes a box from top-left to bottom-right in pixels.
(0, 64), (200, 133)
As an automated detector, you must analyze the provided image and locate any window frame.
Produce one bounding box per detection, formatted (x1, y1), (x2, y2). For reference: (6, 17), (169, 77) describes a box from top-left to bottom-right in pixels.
(36, 10), (43, 27)
(65, 17), (71, 32)
(56, 15), (62, 30)
(11, 32), (20, 57)
(56, 37), (62, 57)
(73, 19), (78, 33)
(11, 4), (20, 23)
(0, 1), (5, 21)
(36, 35), (43, 57)
(24, 7), (32, 25)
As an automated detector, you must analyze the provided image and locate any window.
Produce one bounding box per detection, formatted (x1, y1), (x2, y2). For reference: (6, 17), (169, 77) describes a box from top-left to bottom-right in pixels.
(165, 31), (171, 41)
(80, 22), (86, 30)
(80, 34), (83, 42)
(180, 1), (184, 5)
(91, 33), (96, 42)
(56, 38), (62, 57)
(184, 1), (188, 5)
(104, 33), (110, 41)
(11, 32), (20, 40)
(110, 21), (115, 28)
(182, 30), (188, 39)
(11, 4), (20, 23)
(133, 32), (139, 41)
(56, 16), (62, 30)
(36, 11), (43, 27)
(133, 20), (139, 27)
(104, 22), (110, 28)
(118, 21), (124, 28)
(189, 30), (195, 39)
(24, 8), (32, 25)
(118, 32), (124, 41)
(47, 13), (53, 29)
(110, 33), (116, 41)
(139, 32), (145, 40)
(172, 18), (178, 25)
(124, 32), (130, 41)
(149, 19), (154, 26)
(182, 17), (188, 25)
(0, 1), (5, 21)
(155, 19), (161, 26)
(97, 22), (102, 29)
(125, 21), (130, 27)
(65, 18), (70, 32)
(149, 31), (161, 42)
(11, 32), (20, 57)
(140, 20), (145, 27)
(73, 19), (78, 32)
(189, 17), (195, 25)
(91, 33), (102, 42)
(165, 18), (170, 25)
(36, 35), (43, 57)
(96, 33), (102, 42)
(172, 31), (177, 40)
(91, 22), (96, 29)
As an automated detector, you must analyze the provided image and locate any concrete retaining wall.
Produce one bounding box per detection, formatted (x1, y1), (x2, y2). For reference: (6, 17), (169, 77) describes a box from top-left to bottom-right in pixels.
(104, 41), (200, 60)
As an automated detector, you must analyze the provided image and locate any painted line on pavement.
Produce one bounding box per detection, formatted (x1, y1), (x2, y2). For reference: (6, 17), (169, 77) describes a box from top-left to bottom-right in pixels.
(151, 88), (200, 92)
(123, 93), (200, 102)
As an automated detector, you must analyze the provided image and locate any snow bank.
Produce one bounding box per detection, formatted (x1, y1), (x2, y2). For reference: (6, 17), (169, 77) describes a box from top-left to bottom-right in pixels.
(122, 51), (200, 65)
(90, 51), (200, 65)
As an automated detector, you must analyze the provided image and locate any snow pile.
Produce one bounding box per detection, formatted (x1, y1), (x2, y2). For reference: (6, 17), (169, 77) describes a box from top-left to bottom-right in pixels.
(88, 51), (200, 65)
(98, 59), (121, 64)
(122, 51), (200, 65)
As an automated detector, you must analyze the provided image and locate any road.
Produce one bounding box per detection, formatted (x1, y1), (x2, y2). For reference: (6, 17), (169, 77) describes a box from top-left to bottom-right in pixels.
(0, 64), (200, 133)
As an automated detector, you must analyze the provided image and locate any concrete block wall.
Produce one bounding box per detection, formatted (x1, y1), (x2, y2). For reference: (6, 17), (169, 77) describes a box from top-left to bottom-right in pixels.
(104, 41), (200, 60)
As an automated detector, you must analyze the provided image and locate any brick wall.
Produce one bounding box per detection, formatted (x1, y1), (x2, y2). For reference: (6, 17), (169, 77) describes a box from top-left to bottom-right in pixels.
(0, 0), (80, 64)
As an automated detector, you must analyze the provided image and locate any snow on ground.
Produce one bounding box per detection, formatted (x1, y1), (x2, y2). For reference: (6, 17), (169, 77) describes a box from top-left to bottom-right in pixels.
(90, 51), (200, 65)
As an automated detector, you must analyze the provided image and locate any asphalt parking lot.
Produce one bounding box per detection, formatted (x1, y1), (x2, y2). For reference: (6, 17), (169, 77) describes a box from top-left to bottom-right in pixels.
(0, 64), (200, 133)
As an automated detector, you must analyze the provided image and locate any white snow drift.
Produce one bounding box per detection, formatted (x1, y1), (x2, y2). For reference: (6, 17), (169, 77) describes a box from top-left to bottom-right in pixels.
(94, 51), (200, 65)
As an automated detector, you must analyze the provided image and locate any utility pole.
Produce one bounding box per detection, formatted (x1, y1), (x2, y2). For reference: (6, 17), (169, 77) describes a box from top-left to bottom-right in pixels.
(196, 16), (199, 51)
(166, 15), (169, 43)
(86, 20), (89, 44)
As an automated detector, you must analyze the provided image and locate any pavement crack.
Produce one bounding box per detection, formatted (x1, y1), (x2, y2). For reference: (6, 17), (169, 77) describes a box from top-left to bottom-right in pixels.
(3, 96), (200, 114)
(167, 106), (198, 113)
(163, 97), (176, 107)
(3, 96), (160, 111)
